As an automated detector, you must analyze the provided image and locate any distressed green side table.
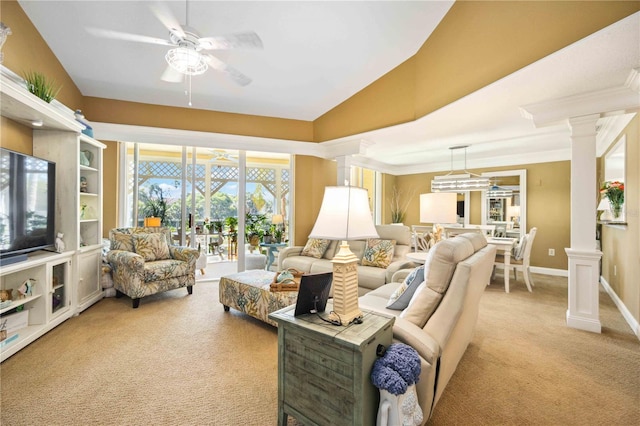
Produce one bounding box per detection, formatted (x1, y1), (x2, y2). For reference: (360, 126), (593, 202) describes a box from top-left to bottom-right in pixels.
(269, 303), (394, 426)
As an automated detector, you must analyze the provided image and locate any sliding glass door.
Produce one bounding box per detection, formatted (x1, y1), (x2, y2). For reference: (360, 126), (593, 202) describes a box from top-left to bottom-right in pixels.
(120, 142), (291, 271)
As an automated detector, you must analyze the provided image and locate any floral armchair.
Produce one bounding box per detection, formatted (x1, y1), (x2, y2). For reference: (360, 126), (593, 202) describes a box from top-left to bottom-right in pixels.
(106, 227), (199, 308)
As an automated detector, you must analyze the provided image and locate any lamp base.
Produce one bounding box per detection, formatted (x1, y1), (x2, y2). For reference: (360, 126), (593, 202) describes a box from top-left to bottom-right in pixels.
(330, 241), (363, 325)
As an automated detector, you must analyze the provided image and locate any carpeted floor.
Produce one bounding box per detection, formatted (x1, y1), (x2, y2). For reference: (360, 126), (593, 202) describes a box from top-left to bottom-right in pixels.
(1, 272), (638, 425)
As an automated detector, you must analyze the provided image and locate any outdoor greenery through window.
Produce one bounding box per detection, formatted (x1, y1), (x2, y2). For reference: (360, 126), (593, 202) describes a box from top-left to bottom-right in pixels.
(124, 143), (291, 253)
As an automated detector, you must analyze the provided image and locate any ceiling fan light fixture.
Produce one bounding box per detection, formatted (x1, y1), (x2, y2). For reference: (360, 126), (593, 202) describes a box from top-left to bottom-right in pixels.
(165, 47), (208, 75)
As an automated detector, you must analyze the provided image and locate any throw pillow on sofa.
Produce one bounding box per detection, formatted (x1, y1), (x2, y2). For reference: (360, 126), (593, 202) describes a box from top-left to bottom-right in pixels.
(362, 239), (396, 268)
(301, 238), (331, 259)
(386, 265), (425, 310)
(133, 233), (171, 262)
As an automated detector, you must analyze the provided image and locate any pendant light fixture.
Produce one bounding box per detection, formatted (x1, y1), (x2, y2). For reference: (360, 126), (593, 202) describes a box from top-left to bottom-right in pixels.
(431, 146), (490, 192)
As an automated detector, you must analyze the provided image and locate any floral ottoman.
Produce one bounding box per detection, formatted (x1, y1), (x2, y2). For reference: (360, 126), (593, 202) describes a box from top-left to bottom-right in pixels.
(219, 270), (298, 326)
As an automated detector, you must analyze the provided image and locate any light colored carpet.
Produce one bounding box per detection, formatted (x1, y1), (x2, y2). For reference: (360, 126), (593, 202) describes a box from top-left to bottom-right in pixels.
(1, 273), (638, 425)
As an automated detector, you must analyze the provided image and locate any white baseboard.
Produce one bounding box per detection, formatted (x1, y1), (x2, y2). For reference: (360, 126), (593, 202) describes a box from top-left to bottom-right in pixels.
(530, 266), (568, 277)
(600, 276), (640, 340)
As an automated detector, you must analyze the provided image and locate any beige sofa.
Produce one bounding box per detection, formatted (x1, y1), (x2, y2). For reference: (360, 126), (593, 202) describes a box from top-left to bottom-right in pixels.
(278, 225), (414, 295)
(359, 233), (497, 422)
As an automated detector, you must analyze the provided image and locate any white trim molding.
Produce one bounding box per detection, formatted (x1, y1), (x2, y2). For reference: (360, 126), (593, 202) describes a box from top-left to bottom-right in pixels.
(600, 276), (640, 340)
(520, 68), (640, 128)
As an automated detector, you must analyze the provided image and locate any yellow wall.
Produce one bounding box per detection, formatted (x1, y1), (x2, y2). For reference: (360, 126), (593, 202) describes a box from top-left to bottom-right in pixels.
(83, 97), (314, 142)
(0, 117), (32, 154)
(314, 1), (640, 141)
(389, 161), (572, 271)
(102, 140), (119, 237)
(1, 0), (84, 111)
(600, 115), (639, 325)
(293, 156), (336, 246)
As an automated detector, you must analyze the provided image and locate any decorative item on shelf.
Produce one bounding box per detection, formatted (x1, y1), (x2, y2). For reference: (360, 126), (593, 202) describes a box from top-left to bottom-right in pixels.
(0, 320), (7, 342)
(81, 203), (87, 219)
(17, 278), (35, 298)
(600, 180), (624, 220)
(79, 150), (93, 167)
(309, 185), (379, 325)
(22, 70), (61, 103)
(74, 110), (94, 137)
(0, 288), (13, 302)
(0, 22), (11, 63)
(80, 176), (88, 192)
(55, 233), (65, 253)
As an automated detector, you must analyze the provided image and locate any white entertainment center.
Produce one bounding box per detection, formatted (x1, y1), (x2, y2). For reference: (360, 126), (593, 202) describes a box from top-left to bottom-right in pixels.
(0, 73), (105, 362)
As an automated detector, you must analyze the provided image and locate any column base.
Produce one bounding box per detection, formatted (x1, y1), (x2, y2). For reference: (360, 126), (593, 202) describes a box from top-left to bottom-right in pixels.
(566, 311), (601, 333)
(565, 248), (602, 334)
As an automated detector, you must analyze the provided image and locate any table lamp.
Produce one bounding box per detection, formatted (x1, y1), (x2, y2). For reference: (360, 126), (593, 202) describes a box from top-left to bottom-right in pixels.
(271, 214), (284, 225)
(507, 205), (521, 226)
(597, 198), (613, 221)
(420, 193), (457, 242)
(309, 186), (378, 325)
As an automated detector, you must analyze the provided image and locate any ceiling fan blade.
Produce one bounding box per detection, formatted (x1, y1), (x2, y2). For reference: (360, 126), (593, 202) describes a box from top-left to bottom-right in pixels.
(86, 27), (173, 46)
(149, 2), (185, 39)
(199, 31), (263, 50)
(160, 65), (184, 83)
(204, 54), (252, 87)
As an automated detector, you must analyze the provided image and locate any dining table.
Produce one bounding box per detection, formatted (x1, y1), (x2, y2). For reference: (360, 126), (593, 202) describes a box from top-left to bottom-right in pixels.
(486, 237), (517, 292)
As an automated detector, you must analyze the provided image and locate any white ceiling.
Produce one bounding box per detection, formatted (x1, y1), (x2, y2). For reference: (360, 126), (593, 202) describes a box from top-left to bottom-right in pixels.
(17, 2), (640, 174)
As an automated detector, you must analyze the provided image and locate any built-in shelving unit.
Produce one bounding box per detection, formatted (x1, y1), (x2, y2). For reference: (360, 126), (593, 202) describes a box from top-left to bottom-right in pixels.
(1, 70), (105, 361)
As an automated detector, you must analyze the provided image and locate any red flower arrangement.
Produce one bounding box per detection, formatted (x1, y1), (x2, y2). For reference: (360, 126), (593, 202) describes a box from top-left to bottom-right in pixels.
(600, 181), (624, 218)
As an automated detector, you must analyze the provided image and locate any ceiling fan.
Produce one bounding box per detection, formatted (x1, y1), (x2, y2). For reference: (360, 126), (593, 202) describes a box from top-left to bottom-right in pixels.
(86, 1), (262, 87)
(208, 149), (238, 163)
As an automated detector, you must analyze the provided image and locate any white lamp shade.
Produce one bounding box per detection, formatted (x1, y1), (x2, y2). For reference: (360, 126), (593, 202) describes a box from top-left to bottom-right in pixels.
(507, 205), (521, 217)
(420, 193), (457, 224)
(271, 214), (284, 224)
(597, 199), (611, 211)
(309, 186), (379, 240)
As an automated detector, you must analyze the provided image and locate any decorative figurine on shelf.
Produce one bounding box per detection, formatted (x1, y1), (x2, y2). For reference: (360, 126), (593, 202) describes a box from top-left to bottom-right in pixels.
(0, 288), (13, 302)
(79, 150), (93, 167)
(81, 203), (87, 219)
(55, 233), (65, 253)
(0, 22), (11, 64)
(80, 176), (88, 192)
(74, 110), (94, 137)
(17, 278), (35, 298)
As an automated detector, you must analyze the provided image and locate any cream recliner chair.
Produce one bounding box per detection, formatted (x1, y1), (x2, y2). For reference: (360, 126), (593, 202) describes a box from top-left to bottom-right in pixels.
(107, 227), (199, 308)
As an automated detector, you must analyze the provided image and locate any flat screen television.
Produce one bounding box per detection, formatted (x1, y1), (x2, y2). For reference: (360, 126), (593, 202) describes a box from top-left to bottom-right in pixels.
(0, 148), (56, 265)
(294, 272), (333, 317)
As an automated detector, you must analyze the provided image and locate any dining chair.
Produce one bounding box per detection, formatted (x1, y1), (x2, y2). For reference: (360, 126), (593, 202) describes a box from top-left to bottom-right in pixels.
(494, 227), (537, 292)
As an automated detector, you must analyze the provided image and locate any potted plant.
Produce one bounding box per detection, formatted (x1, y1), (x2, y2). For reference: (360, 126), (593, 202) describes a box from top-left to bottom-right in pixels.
(245, 213), (267, 250)
(139, 184), (168, 226)
(225, 216), (238, 234)
(22, 71), (61, 103)
(263, 225), (273, 244)
(274, 227), (283, 244)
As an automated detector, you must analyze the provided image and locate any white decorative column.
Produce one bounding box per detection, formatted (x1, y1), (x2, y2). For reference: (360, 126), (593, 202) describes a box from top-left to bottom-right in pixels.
(565, 114), (602, 333)
(335, 155), (352, 186)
